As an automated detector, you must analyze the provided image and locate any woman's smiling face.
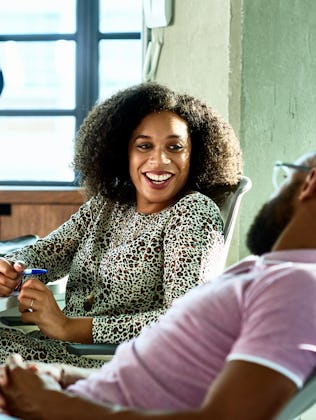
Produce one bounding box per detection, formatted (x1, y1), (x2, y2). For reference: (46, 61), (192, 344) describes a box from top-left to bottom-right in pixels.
(128, 111), (192, 214)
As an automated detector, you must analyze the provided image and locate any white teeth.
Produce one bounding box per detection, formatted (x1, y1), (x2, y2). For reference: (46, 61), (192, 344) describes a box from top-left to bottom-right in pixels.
(146, 173), (172, 182)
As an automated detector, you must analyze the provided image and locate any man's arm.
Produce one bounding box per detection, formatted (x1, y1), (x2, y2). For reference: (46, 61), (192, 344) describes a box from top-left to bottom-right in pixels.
(27, 361), (96, 388)
(198, 360), (297, 419)
(2, 360), (297, 420)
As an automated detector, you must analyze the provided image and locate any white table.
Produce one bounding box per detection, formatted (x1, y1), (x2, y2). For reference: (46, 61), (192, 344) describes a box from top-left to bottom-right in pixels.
(0, 293), (18, 312)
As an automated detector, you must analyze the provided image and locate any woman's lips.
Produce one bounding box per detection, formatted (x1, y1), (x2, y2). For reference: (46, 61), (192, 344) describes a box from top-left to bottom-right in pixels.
(143, 172), (174, 189)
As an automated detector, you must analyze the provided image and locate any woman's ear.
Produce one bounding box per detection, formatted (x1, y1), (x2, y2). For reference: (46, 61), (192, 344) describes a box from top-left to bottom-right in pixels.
(298, 168), (316, 201)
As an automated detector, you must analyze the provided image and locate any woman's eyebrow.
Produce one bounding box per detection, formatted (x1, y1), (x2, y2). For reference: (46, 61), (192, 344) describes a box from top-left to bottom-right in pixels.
(167, 134), (187, 140)
(133, 134), (187, 141)
(134, 134), (151, 140)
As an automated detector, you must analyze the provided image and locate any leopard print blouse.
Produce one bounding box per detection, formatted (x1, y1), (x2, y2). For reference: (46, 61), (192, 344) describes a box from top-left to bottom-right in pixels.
(1, 191), (224, 367)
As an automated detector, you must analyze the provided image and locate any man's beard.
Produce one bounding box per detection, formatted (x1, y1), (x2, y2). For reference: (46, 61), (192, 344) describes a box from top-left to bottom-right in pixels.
(246, 182), (299, 255)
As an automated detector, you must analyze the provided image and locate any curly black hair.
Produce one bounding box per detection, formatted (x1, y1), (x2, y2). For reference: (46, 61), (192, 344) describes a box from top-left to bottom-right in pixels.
(73, 82), (242, 207)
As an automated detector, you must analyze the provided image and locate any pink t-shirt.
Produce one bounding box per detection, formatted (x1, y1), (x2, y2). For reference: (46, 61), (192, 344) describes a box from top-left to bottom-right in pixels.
(68, 250), (316, 410)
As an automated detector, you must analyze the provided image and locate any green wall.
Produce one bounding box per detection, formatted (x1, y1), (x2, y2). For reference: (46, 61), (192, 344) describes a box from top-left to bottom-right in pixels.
(239, 0), (316, 257)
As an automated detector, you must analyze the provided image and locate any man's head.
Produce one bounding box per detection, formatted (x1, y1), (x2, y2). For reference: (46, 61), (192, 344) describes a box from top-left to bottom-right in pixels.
(246, 151), (316, 255)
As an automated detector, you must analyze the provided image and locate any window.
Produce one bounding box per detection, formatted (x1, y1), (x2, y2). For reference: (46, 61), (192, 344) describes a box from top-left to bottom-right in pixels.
(0, 0), (143, 185)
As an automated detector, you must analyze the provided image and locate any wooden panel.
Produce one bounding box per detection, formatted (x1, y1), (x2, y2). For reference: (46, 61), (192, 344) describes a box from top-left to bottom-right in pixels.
(0, 204), (81, 239)
(0, 188), (84, 204)
(0, 188), (84, 240)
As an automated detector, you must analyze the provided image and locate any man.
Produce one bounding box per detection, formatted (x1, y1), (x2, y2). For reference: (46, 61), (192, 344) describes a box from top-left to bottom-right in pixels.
(0, 151), (316, 420)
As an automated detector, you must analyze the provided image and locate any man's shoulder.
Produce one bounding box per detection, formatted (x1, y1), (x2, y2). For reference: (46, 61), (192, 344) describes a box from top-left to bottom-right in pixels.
(244, 257), (316, 304)
(216, 254), (316, 298)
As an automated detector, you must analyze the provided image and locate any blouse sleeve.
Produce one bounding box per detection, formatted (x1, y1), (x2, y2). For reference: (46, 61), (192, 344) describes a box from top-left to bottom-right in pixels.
(92, 193), (224, 343)
(161, 193), (225, 302)
(4, 196), (102, 283)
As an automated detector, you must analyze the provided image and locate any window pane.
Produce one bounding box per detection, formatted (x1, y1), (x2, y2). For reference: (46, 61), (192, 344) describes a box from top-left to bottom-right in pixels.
(0, 0), (76, 34)
(99, 0), (142, 32)
(0, 41), (75, 110)
(0, 117), (75, 182)
(99, 40), (142, 100)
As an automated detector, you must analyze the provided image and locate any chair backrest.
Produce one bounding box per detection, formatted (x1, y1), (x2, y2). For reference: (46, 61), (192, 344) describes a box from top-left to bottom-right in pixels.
(219, 176), (252, 270)
(274, 370), (316, 420)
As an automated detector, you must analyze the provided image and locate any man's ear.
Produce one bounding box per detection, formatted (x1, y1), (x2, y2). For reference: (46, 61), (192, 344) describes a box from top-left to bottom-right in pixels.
(298, 168), (316, 201)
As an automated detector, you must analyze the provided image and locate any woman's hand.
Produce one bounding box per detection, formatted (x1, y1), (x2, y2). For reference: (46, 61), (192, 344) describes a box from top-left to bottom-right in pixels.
(18, 278), (69, 340)
(0, 258), (25, 297)
(18, 278), (94, 343)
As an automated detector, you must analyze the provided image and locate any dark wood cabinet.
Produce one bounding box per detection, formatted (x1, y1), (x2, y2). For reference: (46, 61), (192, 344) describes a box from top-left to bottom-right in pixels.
(0, 187), (84, 240)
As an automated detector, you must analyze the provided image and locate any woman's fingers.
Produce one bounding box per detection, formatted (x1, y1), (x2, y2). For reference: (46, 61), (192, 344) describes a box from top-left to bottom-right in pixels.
(17, 280), (66, 338)
(18, 278), (47, 311)
(0, 258), (23, 296)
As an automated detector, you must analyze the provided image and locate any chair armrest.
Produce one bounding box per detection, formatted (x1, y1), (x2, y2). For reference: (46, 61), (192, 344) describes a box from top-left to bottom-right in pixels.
(66, 343), (118, 356)
(0, 315), (34, 326)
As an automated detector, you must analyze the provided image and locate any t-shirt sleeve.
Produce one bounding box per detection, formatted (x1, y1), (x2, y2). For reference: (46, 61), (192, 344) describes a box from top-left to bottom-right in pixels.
(227, 266), (316, 388)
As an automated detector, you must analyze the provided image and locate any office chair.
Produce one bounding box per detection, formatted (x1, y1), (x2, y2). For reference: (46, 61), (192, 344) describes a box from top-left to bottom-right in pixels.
(66, 176), (252, 359)
(219, 175), (252, 271)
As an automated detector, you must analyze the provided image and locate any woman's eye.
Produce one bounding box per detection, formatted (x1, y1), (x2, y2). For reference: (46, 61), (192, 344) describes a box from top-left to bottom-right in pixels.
(136, 143), (151, 150)
(169, 144), (183, 151)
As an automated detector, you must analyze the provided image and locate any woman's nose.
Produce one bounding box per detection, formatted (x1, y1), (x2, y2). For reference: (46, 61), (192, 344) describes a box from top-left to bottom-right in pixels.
(149, 148), (171, 165)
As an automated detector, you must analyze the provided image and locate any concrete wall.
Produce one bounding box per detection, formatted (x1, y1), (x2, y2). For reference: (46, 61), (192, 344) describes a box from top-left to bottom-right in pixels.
(239, 0), (316, 257)
(155, 0), (231, 118)
(154, 0), (316, 263)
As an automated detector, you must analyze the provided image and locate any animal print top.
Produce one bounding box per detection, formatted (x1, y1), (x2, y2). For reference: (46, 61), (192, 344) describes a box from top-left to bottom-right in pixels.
(8, 192), (224, 344)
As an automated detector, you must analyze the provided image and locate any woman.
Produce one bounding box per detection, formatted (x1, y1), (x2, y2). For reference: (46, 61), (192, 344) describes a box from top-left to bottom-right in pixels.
(0, 82), (242, 367)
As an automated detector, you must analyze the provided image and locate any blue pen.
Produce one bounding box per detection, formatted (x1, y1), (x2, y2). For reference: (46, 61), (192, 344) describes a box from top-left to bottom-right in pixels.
(22, 268), (48, 276)
(14, 268), (48, 292)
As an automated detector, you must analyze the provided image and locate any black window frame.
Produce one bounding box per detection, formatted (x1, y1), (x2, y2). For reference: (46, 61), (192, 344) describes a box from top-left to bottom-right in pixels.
(0, 0), (142, 187)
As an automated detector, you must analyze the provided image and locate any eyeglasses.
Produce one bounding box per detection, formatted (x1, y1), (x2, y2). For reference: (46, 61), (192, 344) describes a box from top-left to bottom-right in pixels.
(272, 161), (310, 189)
